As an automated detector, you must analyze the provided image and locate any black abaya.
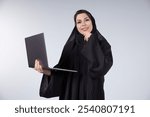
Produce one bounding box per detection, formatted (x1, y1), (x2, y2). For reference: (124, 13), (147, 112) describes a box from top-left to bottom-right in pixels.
(39, 29), (113, 100)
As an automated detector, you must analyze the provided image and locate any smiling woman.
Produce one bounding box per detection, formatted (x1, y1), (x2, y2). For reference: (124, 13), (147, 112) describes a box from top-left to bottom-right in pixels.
(75, 13), (93, 41)
(1, 0), (149, 100)
(34, 9), (113, 100)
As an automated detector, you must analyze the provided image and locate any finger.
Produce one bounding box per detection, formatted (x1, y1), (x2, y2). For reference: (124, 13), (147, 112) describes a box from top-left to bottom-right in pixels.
(39, 60), (43, 67)
(39, 65), (43, 73)
(38, 60), (44, 72)
(34, 60), (38, 70)
(37, 60), (43, 73)
(37, 60), (40, 71)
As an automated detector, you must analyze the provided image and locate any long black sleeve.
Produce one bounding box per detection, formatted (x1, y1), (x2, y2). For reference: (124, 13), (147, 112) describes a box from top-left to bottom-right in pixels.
(99, 37), (113, 76)
(81, 34), (113, 79)
(39, 71), (65, 98)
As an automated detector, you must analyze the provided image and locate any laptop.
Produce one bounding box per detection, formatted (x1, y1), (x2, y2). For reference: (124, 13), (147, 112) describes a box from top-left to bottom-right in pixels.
(25, 33), (77, 73)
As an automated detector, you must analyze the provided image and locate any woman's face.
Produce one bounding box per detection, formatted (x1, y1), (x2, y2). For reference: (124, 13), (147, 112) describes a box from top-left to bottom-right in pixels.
(76, 13), (93, 35)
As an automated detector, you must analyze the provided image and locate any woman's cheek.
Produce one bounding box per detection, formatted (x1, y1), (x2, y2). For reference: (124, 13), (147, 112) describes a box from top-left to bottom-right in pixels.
(78, 29), (83, 35)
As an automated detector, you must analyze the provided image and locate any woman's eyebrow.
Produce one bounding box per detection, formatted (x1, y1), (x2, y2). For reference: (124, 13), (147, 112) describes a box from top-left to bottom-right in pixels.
(76, 17), (89, 21)
(84, 17), (89, 19)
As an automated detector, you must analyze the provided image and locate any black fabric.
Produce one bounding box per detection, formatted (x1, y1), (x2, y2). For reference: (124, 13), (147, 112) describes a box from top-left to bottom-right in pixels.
(39, 14), (113, 100)
(39, 29), (113, 100)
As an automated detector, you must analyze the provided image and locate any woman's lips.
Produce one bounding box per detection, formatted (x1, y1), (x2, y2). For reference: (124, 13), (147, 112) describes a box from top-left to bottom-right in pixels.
(81, 27), (88, 31)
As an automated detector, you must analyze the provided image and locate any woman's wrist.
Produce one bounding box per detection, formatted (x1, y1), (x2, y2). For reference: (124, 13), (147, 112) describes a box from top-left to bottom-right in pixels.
(43, 69), (51, 76)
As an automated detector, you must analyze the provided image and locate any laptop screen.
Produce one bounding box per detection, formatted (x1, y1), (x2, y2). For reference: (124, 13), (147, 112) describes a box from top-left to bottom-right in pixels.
(25, 33), (49, 69)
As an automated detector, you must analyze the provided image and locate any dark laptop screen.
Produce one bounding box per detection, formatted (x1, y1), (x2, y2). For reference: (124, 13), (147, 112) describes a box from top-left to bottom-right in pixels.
(25, 33), (49, 69)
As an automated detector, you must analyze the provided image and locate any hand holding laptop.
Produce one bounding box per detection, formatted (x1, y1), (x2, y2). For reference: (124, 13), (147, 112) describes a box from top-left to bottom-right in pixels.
(34, 59), (51, 76)
(25, 33), (77, 74)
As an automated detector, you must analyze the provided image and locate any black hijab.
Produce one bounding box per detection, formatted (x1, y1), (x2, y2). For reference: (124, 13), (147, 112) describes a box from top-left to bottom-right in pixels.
(56, 9), (105, 69)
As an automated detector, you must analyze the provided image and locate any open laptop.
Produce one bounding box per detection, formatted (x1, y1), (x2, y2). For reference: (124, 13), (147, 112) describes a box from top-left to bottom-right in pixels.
(25, 33), (77, 73)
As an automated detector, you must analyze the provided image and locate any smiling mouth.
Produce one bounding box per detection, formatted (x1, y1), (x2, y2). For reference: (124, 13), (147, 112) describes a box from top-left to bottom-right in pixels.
(81, 27), (88, 31)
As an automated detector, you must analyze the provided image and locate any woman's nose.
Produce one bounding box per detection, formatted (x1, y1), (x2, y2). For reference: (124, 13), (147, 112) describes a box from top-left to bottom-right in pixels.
(81, 21), (86, 26)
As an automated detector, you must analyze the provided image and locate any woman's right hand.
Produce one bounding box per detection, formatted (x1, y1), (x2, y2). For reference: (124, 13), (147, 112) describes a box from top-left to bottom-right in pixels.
(34, 59), (51, 76)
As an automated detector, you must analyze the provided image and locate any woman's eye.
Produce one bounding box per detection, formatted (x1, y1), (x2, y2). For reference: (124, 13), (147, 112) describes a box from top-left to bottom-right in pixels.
(85, 19), (90, 21)
(77, 21), (81, 24)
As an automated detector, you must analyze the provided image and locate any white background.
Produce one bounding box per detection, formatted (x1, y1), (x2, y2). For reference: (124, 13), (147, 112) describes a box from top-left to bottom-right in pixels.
(0, 0), (150, 99)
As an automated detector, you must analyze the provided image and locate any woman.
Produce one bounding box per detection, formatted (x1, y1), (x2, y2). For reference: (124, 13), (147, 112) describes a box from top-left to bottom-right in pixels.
(34, 9), (113, 100)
